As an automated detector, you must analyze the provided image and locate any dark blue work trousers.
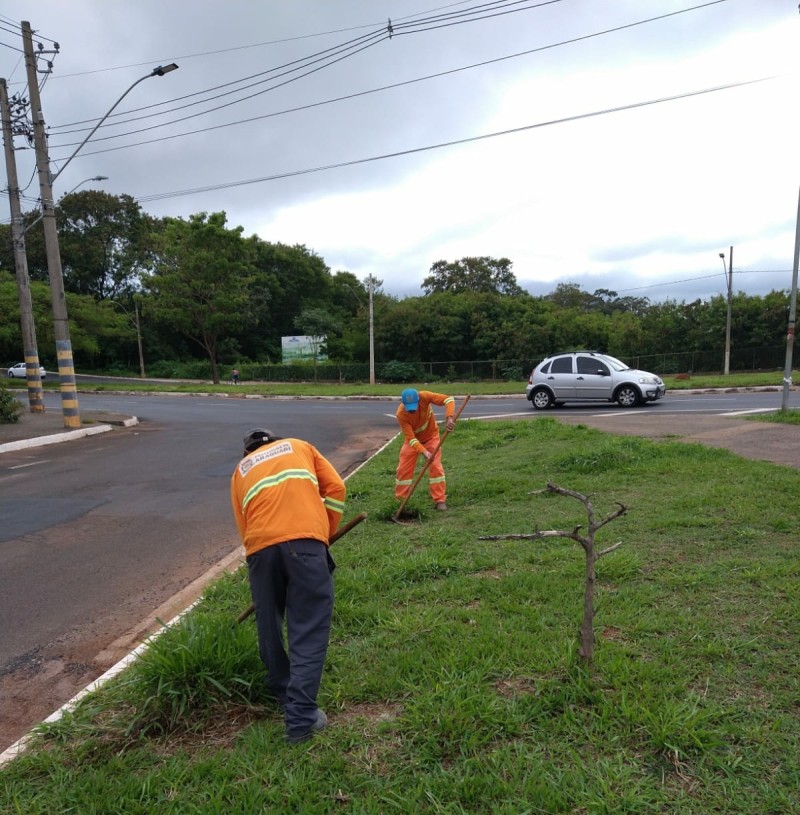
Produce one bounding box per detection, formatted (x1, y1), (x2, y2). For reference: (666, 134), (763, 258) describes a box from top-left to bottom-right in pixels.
(246, 538), (334, 741)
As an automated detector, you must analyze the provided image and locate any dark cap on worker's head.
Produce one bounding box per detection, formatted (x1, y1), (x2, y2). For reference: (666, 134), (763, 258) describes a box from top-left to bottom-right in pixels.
(243, 428), (277, 454)
(401, 388), (419, 412)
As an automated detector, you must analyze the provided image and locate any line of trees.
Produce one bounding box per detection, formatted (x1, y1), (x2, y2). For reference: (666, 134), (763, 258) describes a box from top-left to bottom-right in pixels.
(0, 191), (792, 381)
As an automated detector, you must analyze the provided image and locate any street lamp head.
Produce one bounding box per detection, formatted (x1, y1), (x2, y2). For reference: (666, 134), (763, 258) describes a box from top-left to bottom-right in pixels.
(719, 253), (725, 259)
(91, 175), (109, 181)
(152, 63), (179, 77)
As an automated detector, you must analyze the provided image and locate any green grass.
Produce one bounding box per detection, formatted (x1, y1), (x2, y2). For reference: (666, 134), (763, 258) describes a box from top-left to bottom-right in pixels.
(2, 418), (800, 813)
(6, 369), (795, 397)
(747, 408), (800, 425)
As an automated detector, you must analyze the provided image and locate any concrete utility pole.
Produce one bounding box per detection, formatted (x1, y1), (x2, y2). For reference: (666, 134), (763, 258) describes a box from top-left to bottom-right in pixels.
(0, 77), (45, 413)
(22, 21), (81, 428)
(781, 187), (800, 412)
(719, 246), (733, 375)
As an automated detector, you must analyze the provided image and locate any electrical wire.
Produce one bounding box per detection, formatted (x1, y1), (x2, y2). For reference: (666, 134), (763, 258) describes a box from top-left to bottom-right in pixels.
(390, 0), (562, 35)
(615, 270), (794, 295)
(46, 0), (733, 156)
(50, 28), (390, 131)
(48, 30), (391, 139)
(0, 38), (24, 54)
(47, 0), (559, 134)
(129, 75), (771, 204)
(27, 0), (545, 83)
(0, 21), (22, 37)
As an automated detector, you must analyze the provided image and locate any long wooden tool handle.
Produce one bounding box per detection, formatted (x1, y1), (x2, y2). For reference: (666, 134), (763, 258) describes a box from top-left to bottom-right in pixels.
(236, 512), (368, 624)
(393, 394), (471, 519)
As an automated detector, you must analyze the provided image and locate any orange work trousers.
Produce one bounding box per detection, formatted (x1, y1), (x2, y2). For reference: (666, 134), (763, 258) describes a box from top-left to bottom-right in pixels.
(394, 434), (446, 504)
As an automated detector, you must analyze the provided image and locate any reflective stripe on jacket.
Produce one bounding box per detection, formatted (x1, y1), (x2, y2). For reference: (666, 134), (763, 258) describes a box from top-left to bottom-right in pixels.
(395, 391), (455, 450)
(230, 438), (346, 558)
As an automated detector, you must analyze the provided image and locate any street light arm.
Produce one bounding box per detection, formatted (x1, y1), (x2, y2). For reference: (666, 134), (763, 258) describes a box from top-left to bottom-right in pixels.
(22, 175), (109, 236)
(65, 175), (109, 197)
(52, 64), (178, 183)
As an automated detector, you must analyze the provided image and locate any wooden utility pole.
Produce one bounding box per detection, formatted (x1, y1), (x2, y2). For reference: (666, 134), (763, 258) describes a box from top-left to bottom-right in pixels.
(21, 21), (81, 428)
(0, 77), (45, 413)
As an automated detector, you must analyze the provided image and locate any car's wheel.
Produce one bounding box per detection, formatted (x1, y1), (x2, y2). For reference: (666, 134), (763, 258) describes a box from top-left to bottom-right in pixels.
(615, 385), (641, 408)
(7, 371), (14, 378)
(531, 388), (554, 410)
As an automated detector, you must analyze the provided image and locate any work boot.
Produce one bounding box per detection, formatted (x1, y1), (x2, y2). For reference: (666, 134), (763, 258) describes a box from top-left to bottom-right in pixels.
(434, 502), (448, 511)
(286, 709), (327, 744)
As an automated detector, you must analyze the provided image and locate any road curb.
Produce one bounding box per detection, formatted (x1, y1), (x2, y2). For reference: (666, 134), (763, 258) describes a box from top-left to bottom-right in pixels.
(0, 417), (139, 454)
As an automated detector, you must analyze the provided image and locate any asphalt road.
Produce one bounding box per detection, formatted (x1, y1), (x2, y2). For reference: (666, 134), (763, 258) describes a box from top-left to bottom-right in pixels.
(0, 392), (402, 752)
(1, 387), (799, 753)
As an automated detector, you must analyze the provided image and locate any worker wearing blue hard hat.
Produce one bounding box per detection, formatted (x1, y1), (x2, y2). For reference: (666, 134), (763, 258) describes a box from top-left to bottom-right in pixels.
(395, 388), (456, 511)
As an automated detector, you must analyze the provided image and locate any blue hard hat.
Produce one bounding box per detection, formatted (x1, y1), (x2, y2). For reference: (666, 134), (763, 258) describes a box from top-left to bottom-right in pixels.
(401, 388), (419, 411)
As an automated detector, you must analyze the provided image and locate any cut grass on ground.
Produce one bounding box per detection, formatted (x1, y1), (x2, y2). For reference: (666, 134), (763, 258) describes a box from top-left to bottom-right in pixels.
(2, 418), (799, 814)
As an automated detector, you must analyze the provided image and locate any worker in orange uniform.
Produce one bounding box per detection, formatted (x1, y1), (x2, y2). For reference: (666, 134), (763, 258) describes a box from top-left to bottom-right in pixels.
(230, 428), (346, 744)
(395, 388), (456, 511)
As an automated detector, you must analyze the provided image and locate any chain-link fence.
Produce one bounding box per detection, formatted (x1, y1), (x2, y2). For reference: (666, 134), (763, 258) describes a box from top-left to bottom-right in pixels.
(241, 345), (788, 383)
(622, 346), (785, 375)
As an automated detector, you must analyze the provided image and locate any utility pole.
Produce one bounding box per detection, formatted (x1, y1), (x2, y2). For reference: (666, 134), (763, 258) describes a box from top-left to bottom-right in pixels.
(22, 21), (81, 428)
(0, 77), (44, 413)
(719, 245), (733, 375)
(368, 274), (375, 385)
(781, 187), (800, 411)
(134, 300), (146, 379)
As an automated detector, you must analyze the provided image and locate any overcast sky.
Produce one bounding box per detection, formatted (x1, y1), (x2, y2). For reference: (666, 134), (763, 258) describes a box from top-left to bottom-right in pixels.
(1, 0), (798, 304)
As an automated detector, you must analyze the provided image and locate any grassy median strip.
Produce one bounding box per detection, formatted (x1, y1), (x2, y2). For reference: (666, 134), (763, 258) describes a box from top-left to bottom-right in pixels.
(2, 417), (799, 813)
(5, 369), (792, 397)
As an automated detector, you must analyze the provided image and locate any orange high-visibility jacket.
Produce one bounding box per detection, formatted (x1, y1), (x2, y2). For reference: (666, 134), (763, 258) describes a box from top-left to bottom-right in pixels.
(230, 437), (346, 558)
(395, 391), (455, 451)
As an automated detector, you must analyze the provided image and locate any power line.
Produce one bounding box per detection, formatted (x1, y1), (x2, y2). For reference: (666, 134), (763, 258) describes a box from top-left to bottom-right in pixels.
(0, 38), (24, 54)
(20, 0), (552, 83)
(47, 35), (392, 148)
(47, 0), (564, 137)
(125, 75), (771, 203)
(49, 27), (390, 132)
(615, 270), (794, 295)
(390, 0), (564, 34)
(46, 0), (735, 157)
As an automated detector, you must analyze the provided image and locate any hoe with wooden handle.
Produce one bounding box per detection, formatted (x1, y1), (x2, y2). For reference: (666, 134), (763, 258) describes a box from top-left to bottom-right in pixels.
(392, 394), (471, 524)
(236, 511), (368, 624)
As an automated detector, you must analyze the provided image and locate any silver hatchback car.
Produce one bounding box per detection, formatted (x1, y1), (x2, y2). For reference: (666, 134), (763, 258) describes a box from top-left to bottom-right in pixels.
(526, 351), (665, 409)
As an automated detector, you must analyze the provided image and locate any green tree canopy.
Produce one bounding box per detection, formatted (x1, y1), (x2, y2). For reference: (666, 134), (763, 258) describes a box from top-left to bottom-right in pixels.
(253, 241), (333, 345)
(55, 191), (158, 300)
(144, 212), (256, 383)
(422, 257), (523, 296)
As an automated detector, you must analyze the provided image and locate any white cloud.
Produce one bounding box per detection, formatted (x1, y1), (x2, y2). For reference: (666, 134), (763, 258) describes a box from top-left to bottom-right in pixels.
(2, 1), (798, 302)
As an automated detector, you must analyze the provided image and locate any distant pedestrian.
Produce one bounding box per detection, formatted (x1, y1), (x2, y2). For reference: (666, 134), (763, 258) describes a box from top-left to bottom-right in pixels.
(230, 428), (346, 744)
(230, 368), (240, 384)
(394, 388), (456, 511)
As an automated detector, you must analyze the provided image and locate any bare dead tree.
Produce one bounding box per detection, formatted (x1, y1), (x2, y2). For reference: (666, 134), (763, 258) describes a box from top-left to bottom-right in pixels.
(479, 481), (627, 665)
